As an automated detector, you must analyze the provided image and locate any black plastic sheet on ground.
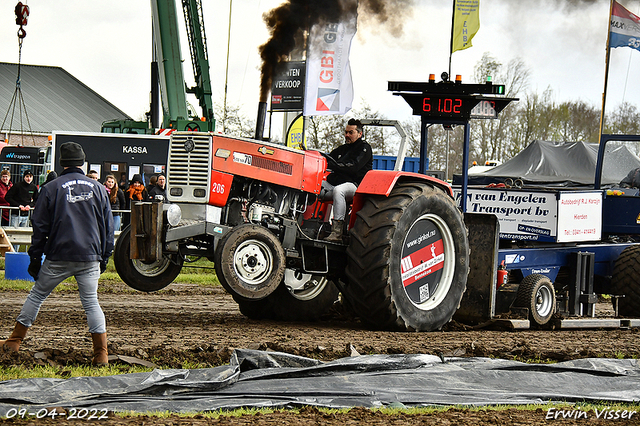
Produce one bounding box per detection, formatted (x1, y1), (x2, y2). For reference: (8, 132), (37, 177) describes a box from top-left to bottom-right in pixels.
(0, 349), (639, 415)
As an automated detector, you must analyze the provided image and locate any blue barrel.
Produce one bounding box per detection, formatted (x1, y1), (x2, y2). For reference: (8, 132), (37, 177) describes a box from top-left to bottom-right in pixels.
(5, 252), (35, 281)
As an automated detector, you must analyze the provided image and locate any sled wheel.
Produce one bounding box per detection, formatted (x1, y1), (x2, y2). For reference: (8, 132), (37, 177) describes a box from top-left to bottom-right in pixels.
(344, 181), (469, 331)
(214, 224), (285, 300)
(514, 274), (556, 326)
(234, 270), (339, 321)
(611, 245), (640, 316)
(114, 225), (183, 292)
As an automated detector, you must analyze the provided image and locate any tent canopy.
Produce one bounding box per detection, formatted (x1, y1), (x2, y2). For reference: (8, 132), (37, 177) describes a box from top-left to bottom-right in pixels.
(453, 140), (640, 188)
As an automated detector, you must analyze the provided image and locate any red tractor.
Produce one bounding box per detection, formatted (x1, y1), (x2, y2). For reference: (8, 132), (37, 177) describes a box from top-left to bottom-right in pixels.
(114, 132), (469, 331)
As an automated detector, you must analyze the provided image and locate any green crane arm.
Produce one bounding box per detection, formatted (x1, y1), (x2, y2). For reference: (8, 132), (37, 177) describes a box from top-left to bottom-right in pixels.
(182, 0), (215, 124)
(101, 0), (214, 133)
(152, 0), (189, 127)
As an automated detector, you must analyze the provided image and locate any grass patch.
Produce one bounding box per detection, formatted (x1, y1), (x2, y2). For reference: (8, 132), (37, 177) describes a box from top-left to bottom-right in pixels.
(0, 257), (221, 290)
(0, 278), (78, 292)
(0, 363), (154, 381)
(113, 407), (301, 420)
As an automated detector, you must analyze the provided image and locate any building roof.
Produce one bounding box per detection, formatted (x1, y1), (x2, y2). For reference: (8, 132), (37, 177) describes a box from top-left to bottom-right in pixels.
(0, 62), (132, 134)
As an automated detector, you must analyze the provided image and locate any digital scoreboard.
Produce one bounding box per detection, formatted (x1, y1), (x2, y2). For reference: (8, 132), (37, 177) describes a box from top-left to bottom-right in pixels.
(389, 77), (517, 121)
(389, 74), (518, 214)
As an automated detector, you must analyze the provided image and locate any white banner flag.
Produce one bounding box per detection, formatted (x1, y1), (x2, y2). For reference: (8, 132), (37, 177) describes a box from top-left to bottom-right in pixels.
(304, 13), (357, 116)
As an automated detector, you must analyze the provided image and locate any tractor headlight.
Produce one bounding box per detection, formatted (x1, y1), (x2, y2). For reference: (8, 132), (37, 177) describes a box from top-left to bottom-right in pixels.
(164, 203), (182, 227)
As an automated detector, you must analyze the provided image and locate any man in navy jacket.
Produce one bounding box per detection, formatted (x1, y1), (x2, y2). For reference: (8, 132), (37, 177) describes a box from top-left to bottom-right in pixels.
(0, 142), (114, 366)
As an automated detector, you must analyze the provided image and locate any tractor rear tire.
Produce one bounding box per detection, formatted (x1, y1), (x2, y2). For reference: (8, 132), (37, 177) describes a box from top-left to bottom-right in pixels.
(234, 297), (274, 320)
(344, 182), (469, 331)
(235, 271), (339, 321)
(114, 225), (183, 292)
(611, 245), (640, 317)
(513, 274), (556, 326)
(268, 272), (339, 321)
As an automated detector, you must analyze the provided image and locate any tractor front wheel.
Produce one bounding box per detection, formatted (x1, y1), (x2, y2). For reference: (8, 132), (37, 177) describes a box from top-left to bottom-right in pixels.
(214, 224), (285, 301)
(113, 225), (183, 292)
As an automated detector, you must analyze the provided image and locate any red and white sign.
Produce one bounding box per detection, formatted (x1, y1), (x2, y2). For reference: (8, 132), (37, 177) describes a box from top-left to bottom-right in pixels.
(303, 5), (356, 117)
(401, 239), (445, 287)
(556, 191), (602, 242)
(209, 170), (234, 207)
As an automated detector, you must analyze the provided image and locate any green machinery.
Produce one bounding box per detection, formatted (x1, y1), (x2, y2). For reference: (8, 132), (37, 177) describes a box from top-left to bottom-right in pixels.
(101, 0), (215, 134)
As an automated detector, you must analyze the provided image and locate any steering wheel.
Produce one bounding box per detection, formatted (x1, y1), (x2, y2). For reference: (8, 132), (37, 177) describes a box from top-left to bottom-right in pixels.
(321, 152), (339, 167)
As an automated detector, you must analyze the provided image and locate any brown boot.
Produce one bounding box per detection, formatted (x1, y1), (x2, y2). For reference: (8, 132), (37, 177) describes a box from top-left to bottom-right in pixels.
(0, 322), (29, 352)
(325, 219), (344, 242)
(91, 333), (109, 366)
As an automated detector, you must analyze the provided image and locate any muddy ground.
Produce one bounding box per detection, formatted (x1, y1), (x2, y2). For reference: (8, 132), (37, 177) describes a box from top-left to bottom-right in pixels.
(0, 280), (639, 425)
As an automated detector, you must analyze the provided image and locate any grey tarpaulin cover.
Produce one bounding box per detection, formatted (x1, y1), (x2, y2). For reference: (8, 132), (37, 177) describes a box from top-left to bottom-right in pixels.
(453, 140), (640, 187)
(0, 349), (638, 414)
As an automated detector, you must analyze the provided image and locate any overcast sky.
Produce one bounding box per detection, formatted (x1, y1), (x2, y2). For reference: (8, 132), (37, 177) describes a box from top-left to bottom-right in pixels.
(1, 0), (639, 133)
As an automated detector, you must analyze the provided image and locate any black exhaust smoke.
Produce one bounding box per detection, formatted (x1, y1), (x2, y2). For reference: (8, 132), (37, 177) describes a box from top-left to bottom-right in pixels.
(258, 0), (414, 103)
(255, 101), (268, 140)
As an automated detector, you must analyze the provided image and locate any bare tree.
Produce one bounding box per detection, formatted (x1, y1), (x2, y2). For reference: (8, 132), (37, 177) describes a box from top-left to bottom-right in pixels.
(213, 102), (255, 138)
(606, 102), (640, 135)
(554, 101), (600, 142)
(306, 115), (344, 151)
(470, 53), (530, 164)
(402, 117), (421, 158)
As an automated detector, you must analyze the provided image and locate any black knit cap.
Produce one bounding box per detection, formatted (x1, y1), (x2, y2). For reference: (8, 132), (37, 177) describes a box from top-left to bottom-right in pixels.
(130, 174), (143, 185)
(59, 142), (86, 167)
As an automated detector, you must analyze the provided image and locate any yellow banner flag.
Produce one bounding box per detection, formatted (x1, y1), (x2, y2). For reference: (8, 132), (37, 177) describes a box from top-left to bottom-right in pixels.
(452, 0), (480, 53)
(286, 114), (306, 150)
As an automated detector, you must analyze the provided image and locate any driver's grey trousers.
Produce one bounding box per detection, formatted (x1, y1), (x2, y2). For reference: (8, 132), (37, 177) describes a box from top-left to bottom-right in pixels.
(321, 180), (357, 221)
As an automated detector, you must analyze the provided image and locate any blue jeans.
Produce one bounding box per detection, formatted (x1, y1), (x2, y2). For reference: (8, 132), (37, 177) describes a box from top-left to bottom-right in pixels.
(113, 214), (121, 232)
(17, 260), (106, 334)
(11, 215), (29, 228)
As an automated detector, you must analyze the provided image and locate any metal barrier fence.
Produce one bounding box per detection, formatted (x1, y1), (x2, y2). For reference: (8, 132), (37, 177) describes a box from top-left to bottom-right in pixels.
(0, 207), (125, 251)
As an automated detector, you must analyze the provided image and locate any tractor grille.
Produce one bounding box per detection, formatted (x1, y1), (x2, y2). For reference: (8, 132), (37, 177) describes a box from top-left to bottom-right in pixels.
(252, 156), (293, 175)
(167, 133), (211, 203)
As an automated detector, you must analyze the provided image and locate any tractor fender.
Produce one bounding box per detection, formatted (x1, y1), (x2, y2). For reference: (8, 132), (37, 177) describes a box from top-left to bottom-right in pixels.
(350, 170), (453, 228)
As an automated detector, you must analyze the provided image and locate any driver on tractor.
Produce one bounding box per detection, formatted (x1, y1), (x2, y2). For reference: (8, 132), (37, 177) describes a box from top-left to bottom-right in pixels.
(321, 118), (373, 242)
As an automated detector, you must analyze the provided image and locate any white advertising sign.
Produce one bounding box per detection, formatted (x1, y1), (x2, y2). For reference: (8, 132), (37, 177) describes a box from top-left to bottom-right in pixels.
(455, 188), (603, 243)
(303, 10), (357, 116)
(556, 192), (602, 242)
(455, 188), (558, 241)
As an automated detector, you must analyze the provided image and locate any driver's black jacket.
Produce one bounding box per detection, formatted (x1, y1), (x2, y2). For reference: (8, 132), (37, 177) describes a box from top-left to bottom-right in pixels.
(28, 167), (114, 263)
(326, 138), (373, 186)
